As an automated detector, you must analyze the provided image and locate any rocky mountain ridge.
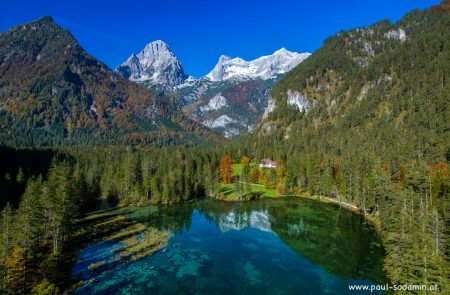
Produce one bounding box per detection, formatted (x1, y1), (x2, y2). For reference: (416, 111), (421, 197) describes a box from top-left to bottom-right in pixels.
(117, 43), (311, 137)
(116, 40), (189, 91)
(0, 17), (220, 146)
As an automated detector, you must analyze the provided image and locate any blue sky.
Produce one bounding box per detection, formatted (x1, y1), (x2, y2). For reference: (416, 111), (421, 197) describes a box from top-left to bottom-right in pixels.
(0, 0), (440, 77)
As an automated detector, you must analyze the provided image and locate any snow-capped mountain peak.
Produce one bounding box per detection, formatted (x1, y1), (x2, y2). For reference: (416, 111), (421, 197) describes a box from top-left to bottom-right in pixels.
(218, 54), (232, 62)
(204, 48), (311, 82)
(274, 47), (288, 54)
(116, 40), (188, 90)
(138, 40), (173, 66)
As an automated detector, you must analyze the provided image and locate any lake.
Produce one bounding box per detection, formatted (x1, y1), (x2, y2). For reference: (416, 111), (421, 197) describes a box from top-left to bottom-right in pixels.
(72, 198), (386, 294)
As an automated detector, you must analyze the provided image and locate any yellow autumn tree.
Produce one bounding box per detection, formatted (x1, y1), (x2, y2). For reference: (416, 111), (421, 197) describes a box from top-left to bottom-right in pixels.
(5, 246), (26, 293)
(240, 156), (250, 167)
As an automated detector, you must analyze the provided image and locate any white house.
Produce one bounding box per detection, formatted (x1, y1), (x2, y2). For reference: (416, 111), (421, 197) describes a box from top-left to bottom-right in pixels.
(259, 159), (277, 169)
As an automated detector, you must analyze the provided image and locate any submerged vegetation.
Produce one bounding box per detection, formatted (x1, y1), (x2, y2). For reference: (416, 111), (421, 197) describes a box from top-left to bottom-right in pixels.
(75, 209), (169, 280)
(71, 198), (387, 294)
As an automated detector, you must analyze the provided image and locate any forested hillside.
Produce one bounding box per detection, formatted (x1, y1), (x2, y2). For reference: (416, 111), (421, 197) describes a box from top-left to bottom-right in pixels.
(0, 17), (221, 147)
(236, 2), (449, 290)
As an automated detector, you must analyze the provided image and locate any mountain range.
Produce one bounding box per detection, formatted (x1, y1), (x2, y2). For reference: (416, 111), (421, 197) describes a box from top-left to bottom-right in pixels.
(204, 48), (310, 81)
(0, 17), (220, 147)
(116, 41), (310, 137)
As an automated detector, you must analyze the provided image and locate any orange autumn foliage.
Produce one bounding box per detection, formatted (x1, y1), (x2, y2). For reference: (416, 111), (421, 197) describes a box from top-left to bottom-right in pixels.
(219, 154), (233, 184)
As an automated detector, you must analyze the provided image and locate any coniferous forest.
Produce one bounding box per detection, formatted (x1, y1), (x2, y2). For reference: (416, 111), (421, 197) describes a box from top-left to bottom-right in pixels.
(0, 1), (449, 294)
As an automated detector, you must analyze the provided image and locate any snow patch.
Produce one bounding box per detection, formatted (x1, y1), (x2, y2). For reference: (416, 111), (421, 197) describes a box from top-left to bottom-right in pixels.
(175, 76), (197, 89)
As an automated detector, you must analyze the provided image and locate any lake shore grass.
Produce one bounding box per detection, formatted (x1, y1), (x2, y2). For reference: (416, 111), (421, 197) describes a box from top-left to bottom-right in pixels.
(218, 182), (277, 201)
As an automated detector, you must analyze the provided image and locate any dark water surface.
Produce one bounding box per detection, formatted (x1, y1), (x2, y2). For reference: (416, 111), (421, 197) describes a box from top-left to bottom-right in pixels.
(72, 198), (385, 294)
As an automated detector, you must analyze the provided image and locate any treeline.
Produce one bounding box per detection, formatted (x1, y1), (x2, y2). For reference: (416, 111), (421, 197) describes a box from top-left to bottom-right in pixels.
(67, 147), (220, 206)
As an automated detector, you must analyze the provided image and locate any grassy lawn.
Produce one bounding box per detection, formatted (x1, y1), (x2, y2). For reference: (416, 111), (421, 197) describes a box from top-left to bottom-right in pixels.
(232, 163), (243, 176)
(219, 164), (278, 200)
(219, 183), (277, 200)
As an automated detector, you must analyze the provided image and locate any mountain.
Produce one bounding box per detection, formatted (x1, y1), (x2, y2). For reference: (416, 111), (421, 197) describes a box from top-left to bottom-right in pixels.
(241, 2), (449, 287)
(117, 42), (310, 138)
(204, 48), (310, 81)
(179, 79), (275, 138)
(176, 48), (311, 137)
(262, 8), (449, 126)
(0, 17), (220, 147)
(116, 40), (189, 91)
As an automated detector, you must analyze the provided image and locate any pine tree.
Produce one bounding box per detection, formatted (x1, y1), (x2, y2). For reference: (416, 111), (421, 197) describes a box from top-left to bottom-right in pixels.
(15, 178), (43, 258)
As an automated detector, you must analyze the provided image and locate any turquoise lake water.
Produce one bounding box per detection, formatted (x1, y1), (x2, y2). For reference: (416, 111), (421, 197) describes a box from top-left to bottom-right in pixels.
(72, 198), (385, 294)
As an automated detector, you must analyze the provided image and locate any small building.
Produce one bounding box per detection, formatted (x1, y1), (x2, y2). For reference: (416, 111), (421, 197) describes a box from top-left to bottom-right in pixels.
(259, 159), (277, 169)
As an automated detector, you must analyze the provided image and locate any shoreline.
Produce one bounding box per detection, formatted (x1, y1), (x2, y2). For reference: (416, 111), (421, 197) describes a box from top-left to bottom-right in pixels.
(211, 193), (382, 234)
(292, 194), (382, 234)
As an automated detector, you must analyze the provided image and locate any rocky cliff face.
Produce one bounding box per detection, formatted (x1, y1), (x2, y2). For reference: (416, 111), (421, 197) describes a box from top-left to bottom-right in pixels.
(116, 40), (189, 90)
(176, 48), (311, 137)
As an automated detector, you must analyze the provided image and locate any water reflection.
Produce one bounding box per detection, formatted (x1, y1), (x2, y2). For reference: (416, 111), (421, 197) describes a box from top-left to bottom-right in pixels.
(73, 198), (386, 294)
(122, 198), (385, 283)
(216, 209), (272, 232)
